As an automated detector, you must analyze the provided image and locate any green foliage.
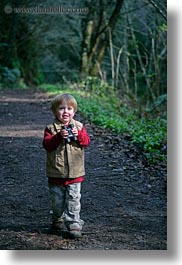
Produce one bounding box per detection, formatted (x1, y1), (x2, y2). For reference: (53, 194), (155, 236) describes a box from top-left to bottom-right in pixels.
(129, 117), (167, 162)
(0, 67), (20, 83)
(0, 66), (26, 88)
(158, 23), (167, 32)
(0, 65), (29, 89)
(77, 93), (166, 161)
(40, 83), (75, 94)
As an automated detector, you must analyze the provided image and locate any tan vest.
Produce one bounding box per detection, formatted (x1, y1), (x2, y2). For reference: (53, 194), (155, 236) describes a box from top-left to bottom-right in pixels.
(46, 119), (85, 179)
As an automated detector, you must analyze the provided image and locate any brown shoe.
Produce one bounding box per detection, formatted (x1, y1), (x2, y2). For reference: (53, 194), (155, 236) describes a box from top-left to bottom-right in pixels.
(52, 220), (65, 230)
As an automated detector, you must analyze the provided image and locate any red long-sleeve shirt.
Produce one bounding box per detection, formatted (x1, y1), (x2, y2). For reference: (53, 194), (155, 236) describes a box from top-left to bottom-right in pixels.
(43, 125), (90, 186)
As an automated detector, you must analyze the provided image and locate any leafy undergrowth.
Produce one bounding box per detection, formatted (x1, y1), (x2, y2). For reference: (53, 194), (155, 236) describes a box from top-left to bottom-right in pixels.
(39, 83), (167, 163)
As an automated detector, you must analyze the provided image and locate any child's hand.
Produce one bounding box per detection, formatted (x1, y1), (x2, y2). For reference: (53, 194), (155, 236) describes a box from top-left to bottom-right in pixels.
(72, 127), (78, 136)
(60, 129), (68, 139)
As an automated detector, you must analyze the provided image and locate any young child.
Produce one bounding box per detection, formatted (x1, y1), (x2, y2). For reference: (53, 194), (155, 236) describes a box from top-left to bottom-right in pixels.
(43, 93), (90, 238)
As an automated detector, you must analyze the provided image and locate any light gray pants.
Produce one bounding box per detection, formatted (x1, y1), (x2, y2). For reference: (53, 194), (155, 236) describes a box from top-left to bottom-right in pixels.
(49, 182), (84, 231)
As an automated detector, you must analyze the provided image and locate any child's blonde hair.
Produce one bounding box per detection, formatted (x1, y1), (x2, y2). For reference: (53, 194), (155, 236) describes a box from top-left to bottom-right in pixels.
(51, 93), (78, 113)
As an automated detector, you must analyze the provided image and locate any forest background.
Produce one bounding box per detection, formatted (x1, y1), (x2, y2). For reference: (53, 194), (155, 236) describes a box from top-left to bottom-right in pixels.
(0, 0), (167, 162)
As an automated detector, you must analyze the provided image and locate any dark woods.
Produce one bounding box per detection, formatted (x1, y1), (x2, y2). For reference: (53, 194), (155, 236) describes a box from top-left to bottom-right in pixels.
(0, 0), (166, 103)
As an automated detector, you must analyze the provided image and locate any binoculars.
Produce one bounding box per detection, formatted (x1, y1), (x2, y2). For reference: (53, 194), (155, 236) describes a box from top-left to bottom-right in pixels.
(62, 124), (78, 143)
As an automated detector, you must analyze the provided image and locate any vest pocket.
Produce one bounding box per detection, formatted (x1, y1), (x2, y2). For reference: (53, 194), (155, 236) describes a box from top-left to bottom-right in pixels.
(47, 150), (64, 173)
(47, 150), (56, 167)
(55, 154), (65, 171)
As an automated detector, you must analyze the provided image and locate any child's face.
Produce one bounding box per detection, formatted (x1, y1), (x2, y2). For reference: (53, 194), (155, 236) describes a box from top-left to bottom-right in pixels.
(55, 102), (75, 124)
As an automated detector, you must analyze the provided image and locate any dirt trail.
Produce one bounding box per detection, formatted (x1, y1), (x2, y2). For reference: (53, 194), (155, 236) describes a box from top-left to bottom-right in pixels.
(0, 89), (167, 250)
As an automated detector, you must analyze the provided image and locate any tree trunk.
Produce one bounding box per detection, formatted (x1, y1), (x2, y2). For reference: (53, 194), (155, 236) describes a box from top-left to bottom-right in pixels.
(80, 0), (124, 79)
